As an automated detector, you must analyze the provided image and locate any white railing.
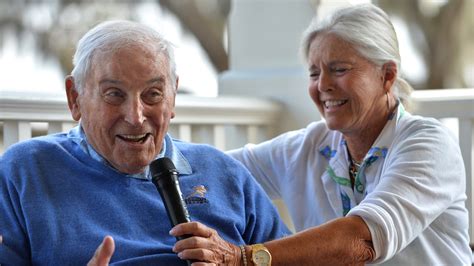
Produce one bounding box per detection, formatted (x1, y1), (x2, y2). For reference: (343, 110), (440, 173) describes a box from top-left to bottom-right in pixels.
(0, 91), (283, 153)
(1, 89), (473, 238)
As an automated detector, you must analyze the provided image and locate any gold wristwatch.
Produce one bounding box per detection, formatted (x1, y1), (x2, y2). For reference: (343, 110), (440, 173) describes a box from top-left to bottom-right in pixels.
(250, 244), (272, 266)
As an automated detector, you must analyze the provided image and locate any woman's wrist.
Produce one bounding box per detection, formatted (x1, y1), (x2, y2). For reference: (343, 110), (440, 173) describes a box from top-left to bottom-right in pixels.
(239, 245), (248, 266)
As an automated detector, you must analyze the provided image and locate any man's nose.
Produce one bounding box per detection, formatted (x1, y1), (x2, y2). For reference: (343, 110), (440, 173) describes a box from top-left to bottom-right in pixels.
(124, 97), (146, 126)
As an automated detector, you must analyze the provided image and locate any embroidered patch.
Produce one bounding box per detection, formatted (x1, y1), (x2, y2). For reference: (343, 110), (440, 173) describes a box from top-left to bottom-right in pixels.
(185, 185), (209, 205)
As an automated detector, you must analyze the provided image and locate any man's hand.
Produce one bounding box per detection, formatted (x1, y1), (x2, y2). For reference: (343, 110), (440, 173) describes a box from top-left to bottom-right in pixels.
(170, 222), (241, 266)
(87, 236), (115, 266)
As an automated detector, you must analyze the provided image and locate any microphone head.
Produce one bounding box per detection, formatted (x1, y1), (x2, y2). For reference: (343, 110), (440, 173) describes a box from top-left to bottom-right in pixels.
(150, 157), (177, 179)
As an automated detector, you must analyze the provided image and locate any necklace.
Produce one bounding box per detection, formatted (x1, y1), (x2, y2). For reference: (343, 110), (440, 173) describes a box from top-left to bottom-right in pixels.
(348, 158), (361, 188)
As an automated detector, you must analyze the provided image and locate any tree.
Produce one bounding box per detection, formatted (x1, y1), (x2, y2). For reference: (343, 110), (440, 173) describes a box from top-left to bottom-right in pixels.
(0, 0), (230, 78)
(376, 0), (474, 89)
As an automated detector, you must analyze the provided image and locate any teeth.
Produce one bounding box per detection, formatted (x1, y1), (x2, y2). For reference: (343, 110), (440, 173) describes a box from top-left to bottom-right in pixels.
(120, 133), (147, 140)
(324, 100), (346, 108)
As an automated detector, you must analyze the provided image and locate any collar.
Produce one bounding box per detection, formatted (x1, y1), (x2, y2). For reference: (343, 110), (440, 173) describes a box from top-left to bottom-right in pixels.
(67, 125), (192, 179)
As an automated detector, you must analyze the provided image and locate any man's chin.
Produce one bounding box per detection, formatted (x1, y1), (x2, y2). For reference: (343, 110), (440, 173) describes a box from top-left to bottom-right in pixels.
(112, 158), (151, 175)
(117, 165), (147, 175)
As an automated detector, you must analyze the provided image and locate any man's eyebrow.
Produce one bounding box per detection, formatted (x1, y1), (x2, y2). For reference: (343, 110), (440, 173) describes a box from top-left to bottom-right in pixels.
(99, 79), (122, 85)
(147, 77), (166, 84)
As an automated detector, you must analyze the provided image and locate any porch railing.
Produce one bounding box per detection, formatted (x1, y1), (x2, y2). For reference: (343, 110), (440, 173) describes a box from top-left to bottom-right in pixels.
(0, 91), (283, 153)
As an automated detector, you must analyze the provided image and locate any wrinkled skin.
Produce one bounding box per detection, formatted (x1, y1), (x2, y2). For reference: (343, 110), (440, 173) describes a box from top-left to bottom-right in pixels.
(66, 43), (177, 175)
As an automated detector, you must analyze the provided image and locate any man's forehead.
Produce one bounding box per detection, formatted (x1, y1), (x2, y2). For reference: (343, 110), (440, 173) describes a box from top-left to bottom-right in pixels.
(94, 43), (167, 61)
(88, 45), (170, 80)
(98, 76), (167, 86)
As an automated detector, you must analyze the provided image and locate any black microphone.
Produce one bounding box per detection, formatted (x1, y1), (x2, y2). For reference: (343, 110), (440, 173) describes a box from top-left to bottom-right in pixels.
(150, 157), (191, 234)
(150, 157), (193, 265)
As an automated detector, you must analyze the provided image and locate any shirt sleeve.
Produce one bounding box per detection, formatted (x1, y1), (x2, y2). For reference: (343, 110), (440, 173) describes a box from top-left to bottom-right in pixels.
(227, 127), (311, 200)
(348, 120), (467, 263)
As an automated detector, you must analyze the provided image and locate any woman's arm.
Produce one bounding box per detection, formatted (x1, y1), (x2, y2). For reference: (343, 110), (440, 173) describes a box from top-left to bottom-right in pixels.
(171, 216), (374, 265)
(263, 216), (374, 265)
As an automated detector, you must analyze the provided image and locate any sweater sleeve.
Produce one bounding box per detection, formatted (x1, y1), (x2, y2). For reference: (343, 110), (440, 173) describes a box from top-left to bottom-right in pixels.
(348, 119), (467, 263)
(237, 161), (292, 244)
(0, 150), (31, 265)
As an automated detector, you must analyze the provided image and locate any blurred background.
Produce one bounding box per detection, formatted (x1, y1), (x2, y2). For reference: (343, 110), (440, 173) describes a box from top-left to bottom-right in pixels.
(0, 0), (472, 97)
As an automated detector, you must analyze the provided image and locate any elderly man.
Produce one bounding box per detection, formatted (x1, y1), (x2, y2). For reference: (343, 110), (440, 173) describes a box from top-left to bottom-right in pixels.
(0, 20), (289, 265)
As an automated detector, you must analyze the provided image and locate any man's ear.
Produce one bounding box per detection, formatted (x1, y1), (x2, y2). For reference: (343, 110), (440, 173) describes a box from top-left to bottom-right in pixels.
(65, 75), (82, 121)
(381, 61), (397, 93)
(171, 76), (179, 119)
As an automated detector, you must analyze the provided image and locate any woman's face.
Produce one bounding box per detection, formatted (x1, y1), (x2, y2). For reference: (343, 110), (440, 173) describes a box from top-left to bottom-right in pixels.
(307, 33), (390, 136)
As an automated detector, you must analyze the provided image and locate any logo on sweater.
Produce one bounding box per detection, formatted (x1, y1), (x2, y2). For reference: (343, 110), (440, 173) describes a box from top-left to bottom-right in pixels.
(185, 185), (209, 205)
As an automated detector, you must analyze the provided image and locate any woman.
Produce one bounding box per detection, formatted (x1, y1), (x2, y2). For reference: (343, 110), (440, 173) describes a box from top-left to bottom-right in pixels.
(170, 4), (471, 265)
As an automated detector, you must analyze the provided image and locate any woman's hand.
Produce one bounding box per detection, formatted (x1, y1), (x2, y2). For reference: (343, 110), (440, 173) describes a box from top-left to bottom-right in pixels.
(170, 221), (242, 266)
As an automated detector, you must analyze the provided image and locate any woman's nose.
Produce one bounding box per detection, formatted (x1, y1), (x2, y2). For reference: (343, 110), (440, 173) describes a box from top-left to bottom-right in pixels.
(318, 71), (334, 92)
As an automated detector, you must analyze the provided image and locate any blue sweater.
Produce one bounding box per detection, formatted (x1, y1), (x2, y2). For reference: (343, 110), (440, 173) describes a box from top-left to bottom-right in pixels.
(0, 132), (289, 265)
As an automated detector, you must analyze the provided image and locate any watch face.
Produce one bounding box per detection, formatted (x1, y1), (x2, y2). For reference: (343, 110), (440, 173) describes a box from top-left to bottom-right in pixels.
(254, 250), (271, 264)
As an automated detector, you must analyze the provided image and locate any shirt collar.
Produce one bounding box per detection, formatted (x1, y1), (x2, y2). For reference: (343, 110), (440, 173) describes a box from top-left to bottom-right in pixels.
(67, 125), (192, 179)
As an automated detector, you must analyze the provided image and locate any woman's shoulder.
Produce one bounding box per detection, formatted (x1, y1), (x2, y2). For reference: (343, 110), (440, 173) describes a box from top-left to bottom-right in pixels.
(394, 113), (459, 150)
(276, 120), (332, 144)
(397, 113), (453, 138)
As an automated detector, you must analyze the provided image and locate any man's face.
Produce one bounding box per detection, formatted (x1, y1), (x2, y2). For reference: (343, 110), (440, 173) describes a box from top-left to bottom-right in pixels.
(67, 43), (177, 174)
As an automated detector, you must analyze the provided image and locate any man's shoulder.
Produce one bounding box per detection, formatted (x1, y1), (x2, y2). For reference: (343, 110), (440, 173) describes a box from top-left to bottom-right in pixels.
(172, 139), (250, 177)
(2, 133), (71, 161)
(172, 139), (232, 161)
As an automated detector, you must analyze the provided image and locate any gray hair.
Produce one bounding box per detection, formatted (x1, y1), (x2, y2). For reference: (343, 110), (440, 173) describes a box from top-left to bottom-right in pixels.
(302, 4), (412, 107)
(71, 20), (177, 93)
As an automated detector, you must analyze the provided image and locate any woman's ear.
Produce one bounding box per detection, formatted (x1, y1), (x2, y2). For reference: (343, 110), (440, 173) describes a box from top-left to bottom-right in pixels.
(65, 76), (82, 121)
(382, 61), (397, 93)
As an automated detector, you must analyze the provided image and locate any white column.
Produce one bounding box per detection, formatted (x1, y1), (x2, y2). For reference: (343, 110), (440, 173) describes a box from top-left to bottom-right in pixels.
(219, 0), (319, 134)
(4, 121), (31, 149)
(459, 118), (474, 240)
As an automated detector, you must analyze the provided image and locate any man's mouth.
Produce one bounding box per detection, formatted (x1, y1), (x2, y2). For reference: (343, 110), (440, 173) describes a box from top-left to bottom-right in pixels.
(324, 100), (348, 108)
(117, 133), (151, 144)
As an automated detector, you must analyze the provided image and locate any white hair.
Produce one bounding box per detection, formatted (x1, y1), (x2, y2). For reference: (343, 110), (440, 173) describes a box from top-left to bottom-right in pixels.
(302, 4), (412, 107)
(71, 20), (177, 93)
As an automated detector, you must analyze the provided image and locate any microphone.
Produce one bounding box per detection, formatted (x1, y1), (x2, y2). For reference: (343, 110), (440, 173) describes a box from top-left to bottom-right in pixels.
(150, 157), (191, 234)
(150, 157), (193, 265)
